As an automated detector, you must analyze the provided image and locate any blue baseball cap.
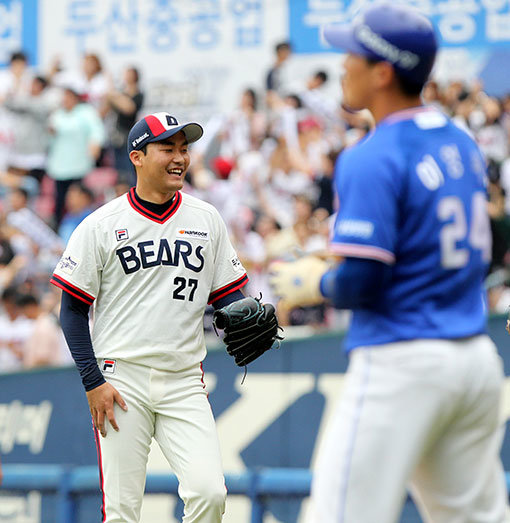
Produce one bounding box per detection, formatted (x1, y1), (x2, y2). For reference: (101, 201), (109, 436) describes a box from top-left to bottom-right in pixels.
(127, 112), (203, 154)
(322, 3), (437, 86)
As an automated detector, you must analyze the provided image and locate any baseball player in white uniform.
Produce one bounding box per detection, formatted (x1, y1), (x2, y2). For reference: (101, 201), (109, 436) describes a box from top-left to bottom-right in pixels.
(51, 112), (249, 522)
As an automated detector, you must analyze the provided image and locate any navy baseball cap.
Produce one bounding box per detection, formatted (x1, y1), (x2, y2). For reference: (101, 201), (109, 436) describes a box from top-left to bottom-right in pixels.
(322, 3), (437, 86)
(127, 112), (203, 154)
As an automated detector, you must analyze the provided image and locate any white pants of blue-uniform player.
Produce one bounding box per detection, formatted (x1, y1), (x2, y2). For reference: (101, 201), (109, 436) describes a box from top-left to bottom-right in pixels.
(308, 335), (510, 523)
(94, 359), (226, 523)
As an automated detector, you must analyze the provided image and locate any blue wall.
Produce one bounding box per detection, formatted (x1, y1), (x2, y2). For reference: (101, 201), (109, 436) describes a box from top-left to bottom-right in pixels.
(1, 314), (509, 522)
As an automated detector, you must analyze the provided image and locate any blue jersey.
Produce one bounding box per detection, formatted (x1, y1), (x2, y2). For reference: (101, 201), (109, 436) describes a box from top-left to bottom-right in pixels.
(331, 107), (491, 351)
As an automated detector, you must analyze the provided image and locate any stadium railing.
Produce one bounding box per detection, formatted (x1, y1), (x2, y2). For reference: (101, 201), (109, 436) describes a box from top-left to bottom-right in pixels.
(3, 465), (510, 522)
(1, 465), (311, 523)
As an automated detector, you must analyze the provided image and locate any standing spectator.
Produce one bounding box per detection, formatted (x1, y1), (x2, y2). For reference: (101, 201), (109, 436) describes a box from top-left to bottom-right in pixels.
(219, 88), (267, 159)
(299, 70), (338, 125)
(476, 97), (508, 164)
(265, 41), (292, 107)
(81, 53), (109, 113)
(0, 51), (32, 171)
(58, 182), (95, 244)
(46, 84), (105, 224)
(3, 76), (56, 182)
(0, 51), (32, 99)
(261, 138), (316, 227)
(49, 53), (108, 114)
(105, 66), (144, 185)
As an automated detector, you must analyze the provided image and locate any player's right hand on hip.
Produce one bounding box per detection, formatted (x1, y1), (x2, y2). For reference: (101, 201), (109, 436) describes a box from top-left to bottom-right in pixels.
(86, 382), (128, 437)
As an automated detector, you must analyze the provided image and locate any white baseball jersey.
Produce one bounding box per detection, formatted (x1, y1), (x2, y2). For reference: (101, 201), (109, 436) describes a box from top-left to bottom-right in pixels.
(51, 189), (248, 371)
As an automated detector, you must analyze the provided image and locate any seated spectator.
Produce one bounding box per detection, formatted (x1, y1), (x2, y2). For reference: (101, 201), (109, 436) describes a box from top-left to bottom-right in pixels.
(0, 286), (33, 373)
(0, 222), (27, 293)
(6, 187), (63, 253)
(113, 180), (131, 198)
(0, 168), (39, 199)
(0, 226), (14, 267)
(265, 194), (319, 260)
(58, 182), (95, 244)
(17, 292), (68, 369)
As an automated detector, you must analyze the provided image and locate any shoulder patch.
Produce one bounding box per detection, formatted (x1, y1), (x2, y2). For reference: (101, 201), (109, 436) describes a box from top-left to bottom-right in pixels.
(58, 255), (80, 275)
(336, 219), (374, 239)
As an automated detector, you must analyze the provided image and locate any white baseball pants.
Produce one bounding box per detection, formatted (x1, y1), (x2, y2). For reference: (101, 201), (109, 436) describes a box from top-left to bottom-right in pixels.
(307, 335), (509, 523)
(94, 359), (226, 523)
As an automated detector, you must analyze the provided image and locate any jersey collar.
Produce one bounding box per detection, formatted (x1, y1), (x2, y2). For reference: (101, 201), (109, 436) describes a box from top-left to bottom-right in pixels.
(380, 105), (437, 126)
(127, 188), (182, 223)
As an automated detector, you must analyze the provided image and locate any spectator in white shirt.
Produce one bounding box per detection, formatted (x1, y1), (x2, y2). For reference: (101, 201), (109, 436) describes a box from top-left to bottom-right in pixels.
(0, 286), (33, 373)
(17, 292), (69, 369)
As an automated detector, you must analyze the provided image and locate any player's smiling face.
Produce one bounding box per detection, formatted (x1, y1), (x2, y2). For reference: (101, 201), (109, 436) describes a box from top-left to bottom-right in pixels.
(138, 131), (190, 197)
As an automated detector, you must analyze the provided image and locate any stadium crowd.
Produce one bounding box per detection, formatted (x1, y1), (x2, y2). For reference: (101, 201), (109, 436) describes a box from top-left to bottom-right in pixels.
(0, 44), (509, 374)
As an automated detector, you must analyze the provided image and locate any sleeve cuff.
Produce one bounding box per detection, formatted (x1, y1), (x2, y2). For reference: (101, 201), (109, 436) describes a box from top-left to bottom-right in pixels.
(83, 367), (106, 392)
(208, 273), (249, 305)
(329, 242), (395, 264)
(320, 269), (336, 300)
(50, 274), (95, 306)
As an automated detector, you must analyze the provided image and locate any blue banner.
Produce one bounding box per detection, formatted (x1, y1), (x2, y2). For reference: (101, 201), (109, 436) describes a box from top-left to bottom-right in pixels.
(0, 0), (37, 66)
(289, 0), (510, 54)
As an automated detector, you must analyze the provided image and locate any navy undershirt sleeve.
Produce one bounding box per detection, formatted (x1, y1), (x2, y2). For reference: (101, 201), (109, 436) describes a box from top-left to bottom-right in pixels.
(212, 289), (244, 309)
(320, 257), (392, 309)
(60, 291), (105, 392)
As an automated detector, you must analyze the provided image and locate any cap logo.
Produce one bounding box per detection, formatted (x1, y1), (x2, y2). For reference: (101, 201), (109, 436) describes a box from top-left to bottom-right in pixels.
(165, 115), (178, 126)
(356, 24), (419, 70)
(145, 112), (181, 137)
(132, 132), (149, 148)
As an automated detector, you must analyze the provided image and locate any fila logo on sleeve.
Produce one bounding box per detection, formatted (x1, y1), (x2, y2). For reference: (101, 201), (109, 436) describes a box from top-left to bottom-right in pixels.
(102, 359), (116, 374)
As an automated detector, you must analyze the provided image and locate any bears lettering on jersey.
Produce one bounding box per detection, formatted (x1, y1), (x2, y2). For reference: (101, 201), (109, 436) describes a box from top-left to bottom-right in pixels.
(116, 239), (205, 275)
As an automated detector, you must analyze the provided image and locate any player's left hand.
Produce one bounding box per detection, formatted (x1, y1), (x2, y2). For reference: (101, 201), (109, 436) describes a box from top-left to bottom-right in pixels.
(268, 256), (328, 309)
(213, 296), (283, 367)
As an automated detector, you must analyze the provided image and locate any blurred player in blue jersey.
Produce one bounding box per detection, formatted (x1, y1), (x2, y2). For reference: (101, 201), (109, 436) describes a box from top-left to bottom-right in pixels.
(270, 3), (509, 522)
